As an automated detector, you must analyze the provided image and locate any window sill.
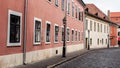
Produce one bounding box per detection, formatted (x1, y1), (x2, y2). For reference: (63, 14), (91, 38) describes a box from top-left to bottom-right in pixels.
(45, 42), (51, 44)
(7, 43), (21, 47)
(54, 42), (59, 44)
(33, 42), (41, 45)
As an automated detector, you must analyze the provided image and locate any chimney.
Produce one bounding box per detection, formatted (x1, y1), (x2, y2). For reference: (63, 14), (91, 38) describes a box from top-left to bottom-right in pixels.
(107, 10), (110, 20)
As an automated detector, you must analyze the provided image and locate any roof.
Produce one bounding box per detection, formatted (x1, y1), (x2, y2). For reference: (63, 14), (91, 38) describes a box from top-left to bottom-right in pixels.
(85, 4), (109, 20)
(77, 0), (86, 7)
(110, 12), (120, 17)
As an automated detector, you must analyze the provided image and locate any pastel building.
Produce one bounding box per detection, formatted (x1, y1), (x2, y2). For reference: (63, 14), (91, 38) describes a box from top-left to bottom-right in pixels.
(0, 0), (85, 67)
(85, 4), (110, 49)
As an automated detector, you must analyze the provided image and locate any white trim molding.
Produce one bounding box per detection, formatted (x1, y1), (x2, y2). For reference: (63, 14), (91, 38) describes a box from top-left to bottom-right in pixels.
(7, 10), (22, 46)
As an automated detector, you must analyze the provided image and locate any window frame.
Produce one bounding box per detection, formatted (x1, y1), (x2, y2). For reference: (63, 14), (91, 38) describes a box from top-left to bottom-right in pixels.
(33, 17), (42, 45)
(54, 24), (59, 43)
(45, 21), (51, 44)
(78, 31), (80, 42)
(61, 26), (64, 42)
(71, 29), (74, 42)
(55, 0), (59, 7)
(67, 27), (70, 42)
(7, 10), (22, 46)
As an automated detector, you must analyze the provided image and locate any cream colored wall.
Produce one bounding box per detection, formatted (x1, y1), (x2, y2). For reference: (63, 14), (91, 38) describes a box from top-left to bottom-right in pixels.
(0, 44), (84, 68)
(85, 15), (110, 49)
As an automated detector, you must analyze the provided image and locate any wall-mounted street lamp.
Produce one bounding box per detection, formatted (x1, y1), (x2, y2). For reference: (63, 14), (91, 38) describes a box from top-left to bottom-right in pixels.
(62, 17), (67, 57)
(88, 30), (90, 50)
(107, 34), (109, 48)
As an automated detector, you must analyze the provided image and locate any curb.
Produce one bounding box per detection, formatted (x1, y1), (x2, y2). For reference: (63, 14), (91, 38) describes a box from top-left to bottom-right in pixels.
(47, 50), (90, 68)
(47, 47), (115, 68)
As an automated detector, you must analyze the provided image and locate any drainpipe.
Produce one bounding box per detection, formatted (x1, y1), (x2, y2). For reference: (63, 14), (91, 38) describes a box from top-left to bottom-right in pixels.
(23, 0), (28, 65)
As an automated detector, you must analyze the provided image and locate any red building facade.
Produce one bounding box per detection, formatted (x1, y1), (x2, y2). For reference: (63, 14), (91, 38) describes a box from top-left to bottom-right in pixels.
(109, 12), (119, 46)
(0, 0), (85, 67)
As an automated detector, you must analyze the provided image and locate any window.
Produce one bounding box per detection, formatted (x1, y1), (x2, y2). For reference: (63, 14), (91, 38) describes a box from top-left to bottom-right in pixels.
(72, 2), (75, 17)
(97, 23), (99, 32)
(86, 20), (88, 30)
(61, 0), (65, 11)
(102, 39), (104, 44)
(106, 39), (107, 44)
(90, 38), (92, 45)
(67, 28), (70, 41)
(75, 5), (77, 18)
(101, 24), (102, 32)
(97, 39), (99, 45)
(78, 32), (80, 41)
(104, 25), (106, 33)
(34, 17), (41, 44)
(90, 21), (92, 31)
(46, 21), (51, 43)
(55, 0), (58, 6)
(61, 27), (64, 42)
(54, 24), (59, 43)
(78, 8), (81, 20)
(67, 0), (70, 14)
(75, 30), (77, 41)
(7, 10), (22, 46)
(48, 0), (51, 2)
(118, 32), (120, 36)
(94, 22), (96, 31)
(72, 29), (74, 41)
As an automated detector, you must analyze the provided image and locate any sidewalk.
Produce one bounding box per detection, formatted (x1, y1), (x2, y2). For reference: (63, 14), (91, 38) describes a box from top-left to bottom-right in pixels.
(15, 49), (89, 68)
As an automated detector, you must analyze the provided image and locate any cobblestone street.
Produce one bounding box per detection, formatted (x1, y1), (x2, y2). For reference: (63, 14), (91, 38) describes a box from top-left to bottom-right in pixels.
(56, 48), (120, 68)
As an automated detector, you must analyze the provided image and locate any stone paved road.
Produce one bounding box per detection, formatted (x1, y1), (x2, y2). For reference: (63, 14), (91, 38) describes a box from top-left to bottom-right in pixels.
(56, 48), (120, 68)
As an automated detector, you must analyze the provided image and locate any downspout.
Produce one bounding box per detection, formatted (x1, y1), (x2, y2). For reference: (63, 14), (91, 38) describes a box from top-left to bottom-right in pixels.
(83, 8), (86, 49)
(23, 0), (28, 65)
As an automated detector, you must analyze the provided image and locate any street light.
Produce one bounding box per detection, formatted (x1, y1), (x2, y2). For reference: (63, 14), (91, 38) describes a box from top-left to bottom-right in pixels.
(62, 17), (67, 57)
(107, 34), (109, 48)
(88, 30), (90, 50)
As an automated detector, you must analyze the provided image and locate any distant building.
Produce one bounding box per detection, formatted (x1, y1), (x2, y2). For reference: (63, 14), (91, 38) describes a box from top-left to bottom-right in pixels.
(85, 4), (111, 49)
(109, 12), (119, 46)
(0, 0), (85, 67)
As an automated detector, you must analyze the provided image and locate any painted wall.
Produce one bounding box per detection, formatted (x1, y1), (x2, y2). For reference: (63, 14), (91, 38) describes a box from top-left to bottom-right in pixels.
(85, 16), (109, 49)
(110, 25), (118, 46)
(0, 0), (85, 67)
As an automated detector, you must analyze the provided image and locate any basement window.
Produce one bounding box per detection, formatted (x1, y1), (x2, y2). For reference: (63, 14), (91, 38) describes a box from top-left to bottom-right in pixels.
(7, 10), (22, 46)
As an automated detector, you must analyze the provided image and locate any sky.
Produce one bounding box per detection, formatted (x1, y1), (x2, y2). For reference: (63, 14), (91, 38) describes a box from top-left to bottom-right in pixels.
(83, 0), (120, 15)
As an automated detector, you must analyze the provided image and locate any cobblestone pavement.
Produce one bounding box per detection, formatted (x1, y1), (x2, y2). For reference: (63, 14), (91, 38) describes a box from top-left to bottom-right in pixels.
(56, 48), (120, 68)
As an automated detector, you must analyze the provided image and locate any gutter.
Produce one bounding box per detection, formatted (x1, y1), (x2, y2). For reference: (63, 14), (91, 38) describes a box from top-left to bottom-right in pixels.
(23, 0), (28, 65)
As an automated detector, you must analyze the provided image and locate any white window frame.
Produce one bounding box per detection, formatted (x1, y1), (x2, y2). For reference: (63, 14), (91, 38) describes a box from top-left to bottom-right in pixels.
(54, 24), (59, 43)
(45, 21), (51, 44)
(7, 10), (22, 46)
(75, 29), (77, 41)
(33, 17), (42, 45)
